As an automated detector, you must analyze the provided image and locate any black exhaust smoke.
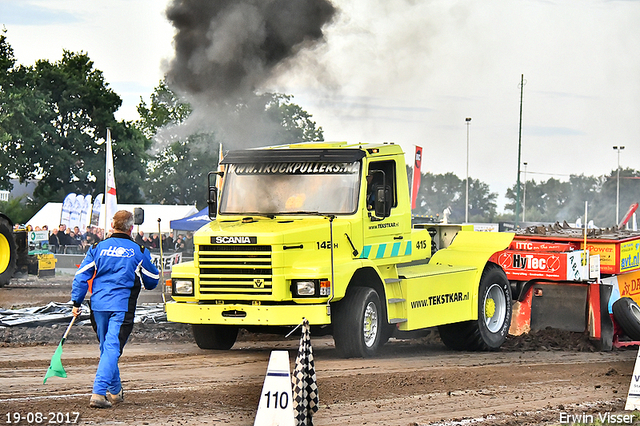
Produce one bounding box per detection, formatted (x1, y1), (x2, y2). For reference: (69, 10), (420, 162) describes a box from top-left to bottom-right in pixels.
(165, 0), (337, 102)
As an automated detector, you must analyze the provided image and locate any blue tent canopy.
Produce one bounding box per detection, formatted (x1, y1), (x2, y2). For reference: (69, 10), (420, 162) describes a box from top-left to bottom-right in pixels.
(170, 207), (211, 231)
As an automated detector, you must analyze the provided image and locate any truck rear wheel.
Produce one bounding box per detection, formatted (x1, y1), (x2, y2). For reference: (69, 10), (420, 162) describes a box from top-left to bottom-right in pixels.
(192, 324), (238, 350)
(612, 297), (640, 341)
(438, 263), (511, 351)
(333, 286), (384, 358)
(0, 217), (17, 287)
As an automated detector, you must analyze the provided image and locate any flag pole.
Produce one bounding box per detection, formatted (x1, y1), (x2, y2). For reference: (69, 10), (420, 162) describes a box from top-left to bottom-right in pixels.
(104, 128), (117, 235)
(104, 129), (109, 233)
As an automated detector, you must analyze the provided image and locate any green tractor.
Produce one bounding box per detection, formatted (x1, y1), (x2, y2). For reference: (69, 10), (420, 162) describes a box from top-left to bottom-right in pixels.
(0, 213), (17, 287)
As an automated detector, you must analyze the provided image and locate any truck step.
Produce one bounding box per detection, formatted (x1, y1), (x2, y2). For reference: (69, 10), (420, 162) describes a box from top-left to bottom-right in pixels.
(389, 318), (407, 324)
(384, 278), (402, 284)
(388, 298), (405, 304)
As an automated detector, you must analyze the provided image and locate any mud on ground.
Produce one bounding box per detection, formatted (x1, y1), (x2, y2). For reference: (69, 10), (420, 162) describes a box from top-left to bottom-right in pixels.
(0, 273), (638, 425)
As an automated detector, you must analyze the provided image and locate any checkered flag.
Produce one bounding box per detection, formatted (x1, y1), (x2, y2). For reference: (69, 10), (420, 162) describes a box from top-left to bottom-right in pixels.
(292, 318), (318, 426)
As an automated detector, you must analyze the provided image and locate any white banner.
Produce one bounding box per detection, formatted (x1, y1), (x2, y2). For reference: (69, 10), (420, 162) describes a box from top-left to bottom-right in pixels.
(69, 195), (83, 230)
(28, 231), (49, 243)
(60, 193), (76, 227)
(91, 194), (103, 227)
(150, 252), (183, 273)
(80, 194), (92, 233)
(626, 347), (640, 410)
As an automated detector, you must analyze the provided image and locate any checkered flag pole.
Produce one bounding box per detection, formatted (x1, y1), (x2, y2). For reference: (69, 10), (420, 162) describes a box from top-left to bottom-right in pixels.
(292, 318), (318, 426)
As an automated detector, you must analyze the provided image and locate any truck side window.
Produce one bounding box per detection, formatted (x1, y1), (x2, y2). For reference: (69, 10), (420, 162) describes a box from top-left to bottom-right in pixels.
(366, 160), (397, 211)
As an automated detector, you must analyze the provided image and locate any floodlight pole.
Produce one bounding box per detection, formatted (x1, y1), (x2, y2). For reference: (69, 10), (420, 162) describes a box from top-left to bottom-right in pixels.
(614, 145), (625, 225)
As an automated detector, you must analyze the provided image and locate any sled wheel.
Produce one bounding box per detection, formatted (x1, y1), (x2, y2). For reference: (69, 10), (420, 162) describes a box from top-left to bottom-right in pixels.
(0, 218), (17, 287)
(192, 324), (238, 350)
(438, 263), (512, 351)
(333, 287), (384, 358)
(612, 297), (640, 341)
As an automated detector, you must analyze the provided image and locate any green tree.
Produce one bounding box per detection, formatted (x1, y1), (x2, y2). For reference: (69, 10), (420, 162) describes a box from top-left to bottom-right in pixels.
(503, 172), (639, 228)
(413, 171), (462, 220)
(0, 34), (151, 206)
(408, 167), (497, 223)
(0, 196), (39, 225)
(137, 83), (324, 207)
(467, 178), (498, 222)
(265, 93), (324, 143)
(136, 80), (192, 140)
(137, 81), (218, 206)
(0, 31), (48, 192)
(592, 168), (640, 226)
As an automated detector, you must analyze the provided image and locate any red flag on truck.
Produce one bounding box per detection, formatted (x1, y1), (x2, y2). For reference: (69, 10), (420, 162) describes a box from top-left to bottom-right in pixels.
(411, 146), (422, 210)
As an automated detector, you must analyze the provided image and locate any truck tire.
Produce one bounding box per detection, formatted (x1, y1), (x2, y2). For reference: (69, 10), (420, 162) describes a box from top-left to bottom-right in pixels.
(192, 324), (238, 350)
(0, 217), (17, 287)
(612, 297), (640, 341)
(438, 263), (512, 351)
(332, 286), (384, 358)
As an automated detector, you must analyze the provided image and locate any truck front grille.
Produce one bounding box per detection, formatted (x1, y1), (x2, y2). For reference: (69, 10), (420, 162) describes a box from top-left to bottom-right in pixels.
(197, 244), (272, 296)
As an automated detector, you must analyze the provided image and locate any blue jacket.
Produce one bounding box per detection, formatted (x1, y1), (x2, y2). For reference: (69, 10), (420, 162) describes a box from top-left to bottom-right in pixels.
(72, 232), (159, 312)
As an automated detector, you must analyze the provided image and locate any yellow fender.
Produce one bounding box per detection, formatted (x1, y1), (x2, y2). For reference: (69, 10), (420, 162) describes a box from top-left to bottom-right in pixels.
(430, 230), (514, 271)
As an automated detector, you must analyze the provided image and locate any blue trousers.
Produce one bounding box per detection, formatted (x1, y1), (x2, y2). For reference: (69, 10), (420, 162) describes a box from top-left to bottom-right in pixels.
(90, 310), (134, 395)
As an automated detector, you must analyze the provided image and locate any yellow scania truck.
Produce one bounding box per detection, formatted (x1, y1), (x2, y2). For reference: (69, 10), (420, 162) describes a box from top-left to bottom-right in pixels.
(166, 141), (514, 357)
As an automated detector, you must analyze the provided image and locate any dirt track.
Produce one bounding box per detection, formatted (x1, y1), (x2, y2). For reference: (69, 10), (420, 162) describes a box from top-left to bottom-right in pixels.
(0, 274), (638, 425)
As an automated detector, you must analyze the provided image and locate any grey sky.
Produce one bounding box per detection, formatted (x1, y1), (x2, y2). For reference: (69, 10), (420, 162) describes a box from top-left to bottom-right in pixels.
(2, 0), (639, 212)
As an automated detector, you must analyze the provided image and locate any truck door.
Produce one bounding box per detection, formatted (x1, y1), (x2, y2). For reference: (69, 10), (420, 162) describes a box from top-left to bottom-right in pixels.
(361, 159), (411, 263)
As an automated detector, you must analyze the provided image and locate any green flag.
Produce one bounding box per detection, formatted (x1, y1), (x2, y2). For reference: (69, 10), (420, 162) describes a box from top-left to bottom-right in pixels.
(43, 340), (67, 383)
(43, 316), (76, 384)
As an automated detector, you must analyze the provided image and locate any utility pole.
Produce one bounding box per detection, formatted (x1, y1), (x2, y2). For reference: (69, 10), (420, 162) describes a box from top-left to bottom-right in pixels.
(465, 117), (471, 223)
(515, 74), (525, 228)
(522, 162), (527, 223)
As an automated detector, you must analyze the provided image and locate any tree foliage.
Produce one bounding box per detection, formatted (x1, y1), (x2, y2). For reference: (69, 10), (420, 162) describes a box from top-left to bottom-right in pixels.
(0, 32), (151, 209)
(505, 169), (640, 227)
(408, 166), (498, 223)
(137, 83), (324, 208)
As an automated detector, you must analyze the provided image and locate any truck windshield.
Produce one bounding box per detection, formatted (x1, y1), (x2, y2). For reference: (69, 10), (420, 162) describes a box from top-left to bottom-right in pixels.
(219, 161), (361, 215)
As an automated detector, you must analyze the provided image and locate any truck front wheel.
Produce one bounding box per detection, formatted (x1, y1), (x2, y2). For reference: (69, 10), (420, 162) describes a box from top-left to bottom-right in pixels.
(0, 218), (17, 287)
(438, 263), (511, 351)
(333, 286), (384, 358)
(192, 324), (238, 350)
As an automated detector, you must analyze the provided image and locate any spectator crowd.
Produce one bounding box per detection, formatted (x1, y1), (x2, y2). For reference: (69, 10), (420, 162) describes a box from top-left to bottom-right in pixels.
(21, 223), (194, 256)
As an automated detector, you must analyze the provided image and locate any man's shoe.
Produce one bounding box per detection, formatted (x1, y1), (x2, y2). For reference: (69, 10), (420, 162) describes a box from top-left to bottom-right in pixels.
(107, 387), (124, 404)
(89, 394), (112, 409)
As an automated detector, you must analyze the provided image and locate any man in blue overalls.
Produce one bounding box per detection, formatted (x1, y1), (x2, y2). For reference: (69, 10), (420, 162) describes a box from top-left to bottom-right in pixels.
(71, 210), (159, 408)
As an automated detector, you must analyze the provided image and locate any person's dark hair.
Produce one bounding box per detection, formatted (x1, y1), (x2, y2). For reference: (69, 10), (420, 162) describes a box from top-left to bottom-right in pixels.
(112, 210), (134, 233)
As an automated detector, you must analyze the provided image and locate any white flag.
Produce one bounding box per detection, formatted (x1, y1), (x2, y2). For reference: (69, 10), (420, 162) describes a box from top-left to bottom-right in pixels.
(105, 129), (118, 229)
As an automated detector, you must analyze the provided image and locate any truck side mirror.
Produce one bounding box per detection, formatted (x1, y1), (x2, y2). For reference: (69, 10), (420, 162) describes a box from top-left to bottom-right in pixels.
(374, 185), (391, 219)
(207, 187), (218, 220)
(133, 207), (144, 225)
(207, 171), (219, 220)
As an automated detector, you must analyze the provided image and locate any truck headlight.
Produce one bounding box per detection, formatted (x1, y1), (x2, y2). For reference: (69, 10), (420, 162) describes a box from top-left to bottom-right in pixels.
(293, 280), (316, 296)
(291, 279), (331, 297)
(173, 279), (194, 296)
